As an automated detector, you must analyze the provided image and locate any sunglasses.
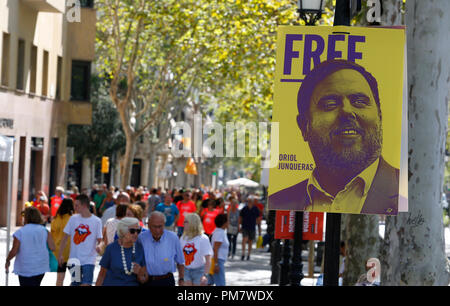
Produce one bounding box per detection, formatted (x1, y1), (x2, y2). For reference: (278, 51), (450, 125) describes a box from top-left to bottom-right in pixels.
(129, 228), (142, 234)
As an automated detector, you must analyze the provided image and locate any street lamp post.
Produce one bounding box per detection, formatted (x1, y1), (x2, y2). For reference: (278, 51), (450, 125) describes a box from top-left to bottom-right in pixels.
(297, 0), (326, 25)
(290, 211), (304, 286)
(322, 0), (350, 287)
(279, 239), (291, 286)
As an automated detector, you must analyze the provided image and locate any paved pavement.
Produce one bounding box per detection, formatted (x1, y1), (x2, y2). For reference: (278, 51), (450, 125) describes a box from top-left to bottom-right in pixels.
(1, 222), (449, 286)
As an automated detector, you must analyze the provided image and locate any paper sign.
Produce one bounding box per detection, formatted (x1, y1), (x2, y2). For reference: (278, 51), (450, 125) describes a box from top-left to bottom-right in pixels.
(302, 211), (324, 241)
(268, 26), (406, 216)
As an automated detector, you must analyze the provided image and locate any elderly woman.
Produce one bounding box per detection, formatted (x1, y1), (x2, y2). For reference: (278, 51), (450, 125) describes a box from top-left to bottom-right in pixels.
(5, 207), (55, 286)
(96, 217), (147, 286)
(180, 213), (213, 286)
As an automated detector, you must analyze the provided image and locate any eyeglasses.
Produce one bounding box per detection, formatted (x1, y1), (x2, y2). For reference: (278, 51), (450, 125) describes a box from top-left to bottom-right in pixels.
(129, 228), (142, 234)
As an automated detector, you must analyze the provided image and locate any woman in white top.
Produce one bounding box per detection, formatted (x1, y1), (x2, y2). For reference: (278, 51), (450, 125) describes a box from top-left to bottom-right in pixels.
(180, 213), (213, 286)
(5, 207), (56, 286)
(210, 214), (229, 286)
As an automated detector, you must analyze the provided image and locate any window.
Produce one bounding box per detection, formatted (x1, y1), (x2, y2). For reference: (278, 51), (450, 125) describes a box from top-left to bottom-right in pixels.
(56, 56), (62, 100)
(16, 39), (25, 90)
(1, 33), (10, 87)
(70, 60), (91, 101)
(80, 0), (94, 8)
(29, 45), (37, 93)
(42, 50), (49, 96)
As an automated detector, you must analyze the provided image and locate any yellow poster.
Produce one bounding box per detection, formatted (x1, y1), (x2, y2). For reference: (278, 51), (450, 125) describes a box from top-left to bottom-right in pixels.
(268, 26), (405, 216)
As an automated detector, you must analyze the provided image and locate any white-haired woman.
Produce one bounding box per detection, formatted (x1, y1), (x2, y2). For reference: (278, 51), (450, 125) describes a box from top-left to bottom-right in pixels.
(180, 213), (213, 286)
(96, 217), (147, 286)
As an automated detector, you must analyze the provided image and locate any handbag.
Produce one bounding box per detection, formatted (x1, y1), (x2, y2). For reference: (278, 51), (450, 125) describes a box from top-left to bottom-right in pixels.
(48, 246), (58, 272)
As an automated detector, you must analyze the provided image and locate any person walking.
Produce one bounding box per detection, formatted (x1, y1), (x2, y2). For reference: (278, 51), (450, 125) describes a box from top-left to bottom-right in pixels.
(239, 197), (261, 261)
(138, 211), (185, 286)
(176, 191), (197, 237)
(58, 194), (103, 286)
(51, 198), (74, 286)
(210, 214), (229, 286)
(226, 197), (240, 260)
(155, 195), (179, 232)
(50, 186), (65, 221)
(95, 217), (147, 286)
(5, 207), (56, 286)
(200, 198), (220, 239)
(103, 203), (128, 246)
(146, 188), (161, 217)
(180, 213), (212, 286)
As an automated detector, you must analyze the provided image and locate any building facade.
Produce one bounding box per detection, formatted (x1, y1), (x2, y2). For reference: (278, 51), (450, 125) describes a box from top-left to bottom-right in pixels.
(0, 0), (95, 226)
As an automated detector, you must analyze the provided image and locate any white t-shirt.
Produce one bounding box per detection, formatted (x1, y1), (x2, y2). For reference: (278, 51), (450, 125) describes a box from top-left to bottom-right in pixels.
(180, 234), (213, 269)
(104, 217), (119, 245)
(64, 214), (103, 265)
(211, 228), (229, 260)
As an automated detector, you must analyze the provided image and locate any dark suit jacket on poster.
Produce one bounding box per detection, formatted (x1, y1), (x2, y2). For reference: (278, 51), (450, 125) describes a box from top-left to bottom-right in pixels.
(268, 158), (399, 215)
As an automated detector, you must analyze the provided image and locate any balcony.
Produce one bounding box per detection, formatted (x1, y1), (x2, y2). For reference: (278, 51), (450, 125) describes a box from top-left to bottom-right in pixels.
(21, 0), (64, 13)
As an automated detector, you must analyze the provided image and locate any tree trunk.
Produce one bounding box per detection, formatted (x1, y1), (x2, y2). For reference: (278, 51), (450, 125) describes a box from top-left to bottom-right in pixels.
(120, 135), (137, 189)
(381, 0), (450, 285)
(342, 214), (380, 285)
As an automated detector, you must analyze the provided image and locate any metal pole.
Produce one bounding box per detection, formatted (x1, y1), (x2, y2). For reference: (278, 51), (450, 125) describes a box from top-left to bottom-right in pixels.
(290, 211), (304, 286)
(322, 0), (350, 287)
(5, 161), (13, 286)
(279, 239), (291, 286)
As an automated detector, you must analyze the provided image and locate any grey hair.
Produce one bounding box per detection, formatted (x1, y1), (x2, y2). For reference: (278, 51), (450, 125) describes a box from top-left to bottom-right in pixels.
(116, 217), (140, 239)
(148, 211), (166, 224)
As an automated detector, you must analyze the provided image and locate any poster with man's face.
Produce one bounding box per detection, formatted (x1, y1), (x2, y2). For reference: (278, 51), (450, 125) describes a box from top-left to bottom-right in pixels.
(268, 26), (406, 215)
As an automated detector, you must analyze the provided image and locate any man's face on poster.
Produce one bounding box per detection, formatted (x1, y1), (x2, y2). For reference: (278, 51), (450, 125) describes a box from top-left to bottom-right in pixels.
(301, 69), (383, 172)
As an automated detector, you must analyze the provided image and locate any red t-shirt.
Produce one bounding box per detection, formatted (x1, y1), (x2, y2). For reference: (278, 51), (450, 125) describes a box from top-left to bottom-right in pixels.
(50, 195), (63, 217)
(176, 200), (197, 227)
(255, 202), (264, 218)
(201, 208), (220, 235)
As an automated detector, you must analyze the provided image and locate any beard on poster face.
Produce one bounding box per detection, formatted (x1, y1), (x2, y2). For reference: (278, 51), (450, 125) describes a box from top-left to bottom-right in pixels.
(306, 116), (383, 176)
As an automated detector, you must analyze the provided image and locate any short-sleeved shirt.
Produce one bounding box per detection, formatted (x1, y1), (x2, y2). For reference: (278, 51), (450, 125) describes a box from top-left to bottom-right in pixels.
(201, 208), (220, 235)
(93, 192), (107, 210)
(138, 230), (184, 276)
(63, 214), (103, 265)
(99, 240), (146, 286)
(176, 201), (197, 227)
(13, 224), (49, 277)
(239, 205), (260, 231)
(147, 195), (161, 215)
(180, 234), (213, 269)
(211, 228), (229, 260)
(155, 203), (179, 227)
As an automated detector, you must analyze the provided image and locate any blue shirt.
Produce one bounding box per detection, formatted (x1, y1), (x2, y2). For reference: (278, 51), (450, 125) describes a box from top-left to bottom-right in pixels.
(138, 230), (184, 276)
(155, 203), (179, 227)
(99, 240), (146, 286)
(13, 224), (50, 277)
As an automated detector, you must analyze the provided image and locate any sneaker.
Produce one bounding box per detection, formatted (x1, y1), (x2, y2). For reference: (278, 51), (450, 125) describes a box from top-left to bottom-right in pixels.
(246, 255), (250, 260)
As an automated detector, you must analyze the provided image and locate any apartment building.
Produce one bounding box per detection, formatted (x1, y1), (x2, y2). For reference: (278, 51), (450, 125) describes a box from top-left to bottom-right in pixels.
(0, 0), (96, 226)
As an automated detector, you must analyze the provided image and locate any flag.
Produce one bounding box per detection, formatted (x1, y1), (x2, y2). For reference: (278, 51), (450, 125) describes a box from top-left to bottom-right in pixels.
(184, 157), (198, 175)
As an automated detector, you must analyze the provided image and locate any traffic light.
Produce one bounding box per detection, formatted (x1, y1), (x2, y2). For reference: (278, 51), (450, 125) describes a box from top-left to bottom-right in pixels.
(101, 156), (109, 173)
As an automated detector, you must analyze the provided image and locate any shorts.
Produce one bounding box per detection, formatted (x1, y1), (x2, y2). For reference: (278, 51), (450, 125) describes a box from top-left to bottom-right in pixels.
(57, 262), (69, 273)
(185, 266), (205, 285)
(69, 264), (95, 286)
(242, 229), (256, 241)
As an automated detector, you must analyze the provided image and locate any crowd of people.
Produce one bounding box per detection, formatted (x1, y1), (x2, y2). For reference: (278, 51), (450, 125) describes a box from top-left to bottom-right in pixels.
(5, 184), (267, 286)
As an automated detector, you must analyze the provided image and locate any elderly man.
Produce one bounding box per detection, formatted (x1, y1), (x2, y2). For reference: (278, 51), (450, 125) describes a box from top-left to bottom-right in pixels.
(269, 59), (399, 215)
(101, 192), (131, 227)
(138, 211), (185, 286)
